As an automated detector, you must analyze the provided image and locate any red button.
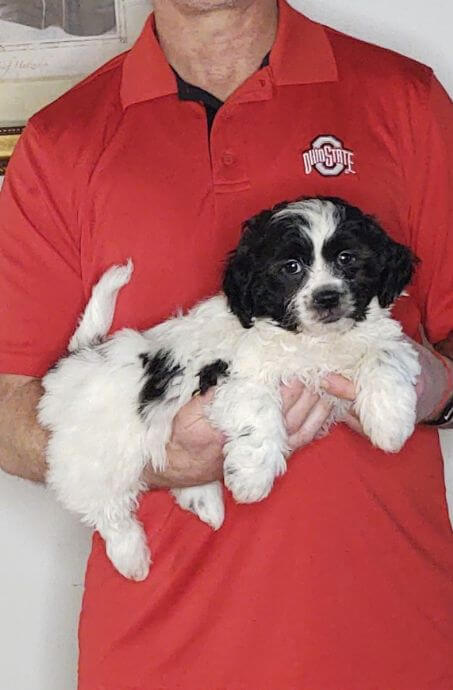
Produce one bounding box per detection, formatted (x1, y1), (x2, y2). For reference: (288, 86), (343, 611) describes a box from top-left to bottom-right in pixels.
(222, 152), (235, 166)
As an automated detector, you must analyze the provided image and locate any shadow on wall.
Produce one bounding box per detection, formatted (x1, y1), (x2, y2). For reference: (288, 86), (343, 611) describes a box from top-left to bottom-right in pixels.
(0, 0), (116, 36)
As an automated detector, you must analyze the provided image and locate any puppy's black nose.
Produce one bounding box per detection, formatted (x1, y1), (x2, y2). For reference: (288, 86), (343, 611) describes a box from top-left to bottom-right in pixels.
(312, 288), (341, 309)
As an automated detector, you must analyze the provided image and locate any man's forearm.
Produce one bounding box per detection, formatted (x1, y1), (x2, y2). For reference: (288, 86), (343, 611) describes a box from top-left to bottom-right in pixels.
(0, 373), (225, 489)
(0, 376), (48, 482)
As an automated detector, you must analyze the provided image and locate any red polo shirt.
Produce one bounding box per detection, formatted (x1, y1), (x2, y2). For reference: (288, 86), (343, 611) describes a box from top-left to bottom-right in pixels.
(1, 2), (453, 688)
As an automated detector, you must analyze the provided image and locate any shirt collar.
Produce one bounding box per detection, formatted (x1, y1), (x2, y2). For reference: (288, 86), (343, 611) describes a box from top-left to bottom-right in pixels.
(120, 14), (177, 108)
(270, 0), (338, 86)
(120, 0), (338, 110)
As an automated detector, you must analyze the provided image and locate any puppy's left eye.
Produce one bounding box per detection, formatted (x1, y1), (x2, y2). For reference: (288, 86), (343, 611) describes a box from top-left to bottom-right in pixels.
(336, 251), (357, 267)
(282, 260), (302, 275)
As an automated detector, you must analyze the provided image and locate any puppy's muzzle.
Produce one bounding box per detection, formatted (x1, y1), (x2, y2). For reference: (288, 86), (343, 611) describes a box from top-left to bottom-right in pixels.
(310, 286), (346, 323)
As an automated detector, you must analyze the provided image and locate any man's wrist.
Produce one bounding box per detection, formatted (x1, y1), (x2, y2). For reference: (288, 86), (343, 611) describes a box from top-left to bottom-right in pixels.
(434, 331), (453, 360)
(423, 396), (453, 429)
(422, 348), (453, 428)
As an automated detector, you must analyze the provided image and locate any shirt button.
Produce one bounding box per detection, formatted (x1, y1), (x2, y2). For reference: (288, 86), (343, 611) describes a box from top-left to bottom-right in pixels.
(222, 151), (235, 166)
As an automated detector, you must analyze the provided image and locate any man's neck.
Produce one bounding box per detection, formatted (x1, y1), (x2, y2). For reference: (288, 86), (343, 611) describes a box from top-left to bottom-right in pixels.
(153, 0), (278, 101)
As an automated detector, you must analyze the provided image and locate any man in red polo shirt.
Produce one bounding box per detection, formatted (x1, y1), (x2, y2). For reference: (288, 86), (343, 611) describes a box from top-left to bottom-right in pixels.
(1, 1), (453, 688)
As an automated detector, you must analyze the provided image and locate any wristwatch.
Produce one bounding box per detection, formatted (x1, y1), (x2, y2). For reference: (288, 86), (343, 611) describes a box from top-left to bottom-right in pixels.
(424, 396), (453, 427)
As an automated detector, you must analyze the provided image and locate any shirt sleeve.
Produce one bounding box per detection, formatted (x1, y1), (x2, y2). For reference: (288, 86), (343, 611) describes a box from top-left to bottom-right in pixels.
(408, 74), (453, 345)
(0, 120), (85, 377)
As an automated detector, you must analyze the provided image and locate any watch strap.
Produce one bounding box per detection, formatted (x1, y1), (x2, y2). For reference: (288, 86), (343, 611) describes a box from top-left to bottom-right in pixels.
(424, 349), (453, 427)
(424, 396), (453, 427)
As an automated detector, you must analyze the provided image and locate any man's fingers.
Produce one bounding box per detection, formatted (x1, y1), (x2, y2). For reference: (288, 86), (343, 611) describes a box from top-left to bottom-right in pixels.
(343, 411), (366, 437)
(284, 385), (319, 435)
(288, 398), (333, 450)
(281, 379), (306, 414)
(322, 373), (356, 401)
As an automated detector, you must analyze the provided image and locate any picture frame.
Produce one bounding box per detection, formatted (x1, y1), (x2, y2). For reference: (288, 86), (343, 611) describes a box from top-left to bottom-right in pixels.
(0, 125), (24, 175)
(0, 0), (151, 172)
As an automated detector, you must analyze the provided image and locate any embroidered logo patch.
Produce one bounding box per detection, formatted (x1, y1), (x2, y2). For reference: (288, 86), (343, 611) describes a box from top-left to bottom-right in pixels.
(302, 135), (356, 177)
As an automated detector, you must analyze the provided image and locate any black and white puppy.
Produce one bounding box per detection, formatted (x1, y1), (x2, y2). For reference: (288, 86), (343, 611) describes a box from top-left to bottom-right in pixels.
(38, 197), (420, 580)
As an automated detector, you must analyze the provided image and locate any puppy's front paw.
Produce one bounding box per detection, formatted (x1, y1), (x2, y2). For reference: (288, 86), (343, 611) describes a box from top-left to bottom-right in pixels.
(356, 386), (416, 453)
(106, 522), (151, 581)
(366, 418), (414, 453)
(172, 482), (225, 530)
(223, 447), (286, 504)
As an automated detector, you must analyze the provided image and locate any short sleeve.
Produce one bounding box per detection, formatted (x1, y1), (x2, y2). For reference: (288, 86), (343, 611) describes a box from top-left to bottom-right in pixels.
(0, 121), (85, 376)
(408, 75), (453, 344)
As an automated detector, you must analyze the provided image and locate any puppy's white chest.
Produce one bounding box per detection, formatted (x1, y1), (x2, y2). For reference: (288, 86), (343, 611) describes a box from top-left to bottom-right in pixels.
(231, 322), (365, 386)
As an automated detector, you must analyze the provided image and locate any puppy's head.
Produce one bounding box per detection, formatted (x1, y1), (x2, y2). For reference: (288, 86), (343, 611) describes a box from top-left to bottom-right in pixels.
(223, 197), (417, 334)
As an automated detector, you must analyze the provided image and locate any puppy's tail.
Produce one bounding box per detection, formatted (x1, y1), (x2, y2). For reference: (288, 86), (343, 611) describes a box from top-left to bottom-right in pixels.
(68, 259), (134, 352)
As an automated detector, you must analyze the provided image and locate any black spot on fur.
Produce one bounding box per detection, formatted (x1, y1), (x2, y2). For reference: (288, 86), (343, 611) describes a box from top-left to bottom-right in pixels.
(238, 425), (254, 438)
(187, 498), (206, 513)
(138, 350), (183, 413)
(195, 360), (229, 395)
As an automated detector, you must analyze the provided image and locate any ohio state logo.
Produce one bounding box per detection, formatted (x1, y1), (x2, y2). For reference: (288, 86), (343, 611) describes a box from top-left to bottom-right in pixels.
(302, 135), (356, 177)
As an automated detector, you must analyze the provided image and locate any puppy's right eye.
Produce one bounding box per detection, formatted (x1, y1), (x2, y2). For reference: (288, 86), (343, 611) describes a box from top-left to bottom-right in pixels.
(282, 260), (302, 275)
(336, 251), (357, 267)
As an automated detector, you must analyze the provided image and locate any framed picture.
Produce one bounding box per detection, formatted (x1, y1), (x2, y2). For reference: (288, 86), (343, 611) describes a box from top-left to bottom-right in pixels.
(0, 0), (151, 171)
(0, 124), (23, 174)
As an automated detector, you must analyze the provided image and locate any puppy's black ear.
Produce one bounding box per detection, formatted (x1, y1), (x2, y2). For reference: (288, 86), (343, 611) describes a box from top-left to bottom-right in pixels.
(378, 233), (419, 308)
(223, 210), (272, 328)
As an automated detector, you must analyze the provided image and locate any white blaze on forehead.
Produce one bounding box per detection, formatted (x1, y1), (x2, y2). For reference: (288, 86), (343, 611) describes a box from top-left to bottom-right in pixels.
(273, 198), (340, 247)
(273, 199), (343, 290)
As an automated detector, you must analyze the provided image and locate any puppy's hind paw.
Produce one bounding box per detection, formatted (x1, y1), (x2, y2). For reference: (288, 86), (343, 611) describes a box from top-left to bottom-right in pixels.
(172, 482), (225, 530)
(106, 523), (151, 581)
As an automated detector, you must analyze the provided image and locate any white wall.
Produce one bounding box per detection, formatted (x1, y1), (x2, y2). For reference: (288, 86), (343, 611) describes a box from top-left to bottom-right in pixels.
(292, 0), (453, 95)
(0, 2), (452, 689)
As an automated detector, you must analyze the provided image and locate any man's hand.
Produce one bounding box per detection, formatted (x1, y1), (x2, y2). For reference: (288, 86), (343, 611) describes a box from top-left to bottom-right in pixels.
(144, 389), (226, 489)
(281, 380), (333, 450)
(321, 338), (453, 434)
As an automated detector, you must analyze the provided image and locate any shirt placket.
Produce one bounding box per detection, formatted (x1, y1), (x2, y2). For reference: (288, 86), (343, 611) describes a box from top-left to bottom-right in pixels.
(209, 71), (274, 195)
